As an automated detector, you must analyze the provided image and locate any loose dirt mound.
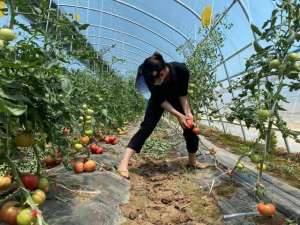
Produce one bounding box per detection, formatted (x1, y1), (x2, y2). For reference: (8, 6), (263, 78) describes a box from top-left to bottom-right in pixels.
(120, 154), (224, 225)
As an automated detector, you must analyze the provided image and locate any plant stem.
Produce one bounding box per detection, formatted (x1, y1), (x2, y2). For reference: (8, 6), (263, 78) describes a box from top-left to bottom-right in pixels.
(33, 145), (42, 176)
(7, 0), (16, 29)
(4, 155), (23, 187)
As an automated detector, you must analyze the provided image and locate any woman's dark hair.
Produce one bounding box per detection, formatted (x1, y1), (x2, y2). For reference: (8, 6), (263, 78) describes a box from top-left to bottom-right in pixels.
(140, 52), (166, 84)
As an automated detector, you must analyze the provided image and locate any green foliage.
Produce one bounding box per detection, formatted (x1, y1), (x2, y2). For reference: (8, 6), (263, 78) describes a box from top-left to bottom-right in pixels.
(144, 138), (173, 159)
(0, 0), (145, 174)
(228, 0), (300, 143)
(177, 15), (232, 119)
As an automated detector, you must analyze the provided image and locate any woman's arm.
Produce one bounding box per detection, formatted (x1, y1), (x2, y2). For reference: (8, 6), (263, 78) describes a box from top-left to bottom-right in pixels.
(161, 100), (189, 128)
(179, 96), (193, 118)
(161, 100), (183, 118)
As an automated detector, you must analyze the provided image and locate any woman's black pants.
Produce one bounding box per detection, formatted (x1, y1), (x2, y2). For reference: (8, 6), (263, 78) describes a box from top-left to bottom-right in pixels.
(127, 98), (199, 153)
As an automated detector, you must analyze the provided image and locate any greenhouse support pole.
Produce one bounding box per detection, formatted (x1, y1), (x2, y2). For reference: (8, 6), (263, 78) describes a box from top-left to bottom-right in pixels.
(45, 0), (52, 32)
(283, 136), (291, 154)
(99, 0), (104, 75)
(196, 0), (237, 47)
(59, 4), (179, 48)
(87, 25), (175, 60)
(86, 0), (90, 48)
(209, 32), (247, 141)
(214, 100), (226, 133)
(112, 0), (189, 41)
(204, 106), (212, 128)
(224, 69), (247, 141)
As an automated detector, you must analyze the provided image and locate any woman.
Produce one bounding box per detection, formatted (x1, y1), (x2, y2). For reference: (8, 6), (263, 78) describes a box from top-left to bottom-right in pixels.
(117, 52), (207, 179)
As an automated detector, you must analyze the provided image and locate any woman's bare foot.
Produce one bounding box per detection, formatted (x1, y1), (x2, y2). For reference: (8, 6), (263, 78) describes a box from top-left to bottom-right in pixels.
(116, 148), (136, 179)
(117, 160), (130, 179)
(186, 161), (210, 169)
(187, 152), (210, 169)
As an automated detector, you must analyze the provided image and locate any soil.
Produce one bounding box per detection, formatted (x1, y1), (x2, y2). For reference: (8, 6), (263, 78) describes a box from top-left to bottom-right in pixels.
(119, 120), (294, 225)
(198, 124), (300, 189)
(120, 154), (223, 225)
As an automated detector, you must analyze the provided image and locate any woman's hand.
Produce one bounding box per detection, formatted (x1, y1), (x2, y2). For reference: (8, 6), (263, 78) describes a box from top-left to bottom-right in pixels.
(186, 113), (193, 120)
(177, 114), (190, 129)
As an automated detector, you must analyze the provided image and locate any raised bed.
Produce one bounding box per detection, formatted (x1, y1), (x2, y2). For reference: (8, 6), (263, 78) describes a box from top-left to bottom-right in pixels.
(199, 135), (300, 223)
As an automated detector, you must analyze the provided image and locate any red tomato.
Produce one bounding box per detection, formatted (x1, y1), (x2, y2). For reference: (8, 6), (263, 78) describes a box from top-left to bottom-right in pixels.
(21, 174), (38, 191)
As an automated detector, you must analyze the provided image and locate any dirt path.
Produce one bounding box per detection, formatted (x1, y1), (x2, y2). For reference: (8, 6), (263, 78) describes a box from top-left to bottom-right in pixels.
(7, 119), (291, 225)
(118, 119), (293, 225)
(120, 156), (223, 225)
(118, 121), (224, 225)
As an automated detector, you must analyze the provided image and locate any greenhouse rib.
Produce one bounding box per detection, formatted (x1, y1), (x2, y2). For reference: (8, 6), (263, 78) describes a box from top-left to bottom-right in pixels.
(173, 0), (201, 21)
(87, 35), (152, 55)
(218, 70), (246, 83)
(59, 4), (179, 48)
(236, 0), (257, 40)
(197, 0), (237, 47)
(112, 0), (189, 41)
(210, 32), (247, 140)
(92, 43), (147, 61)
(202, 118), (300, 134)
(212, 42), (252, 71)
(87, 24), (176, 61)
(100, 51), (143, 66)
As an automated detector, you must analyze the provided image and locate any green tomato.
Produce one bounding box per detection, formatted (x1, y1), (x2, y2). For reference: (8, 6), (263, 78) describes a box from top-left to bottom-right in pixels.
(16, 208), (33, 225)
(269, 59), (280, 69)
(0, 40), (4, 49)
(0, 28), (16, 41)
(85, 120), (92, 124)
(86, 109), (94, 114)
(236, 162), (245, 171)
(85, 115), (92, 120)
(38, 177), (49, 190)
(74, 143), (83, 150)
(292, 62), (300, 71)
(85, 129), (93, 136)
(190, 83), (196, 88)
(288, 52), (299, 62)
(257, 163), (267, 171)
(79, 116), (84, 121)
(82, 104), (87, 109)
(188, 89), (194, 95)
(256, 109), (270, 121)
(250, 154), (262, 163)
(98, 97), (103, 101)
(278, 64), (287, 73)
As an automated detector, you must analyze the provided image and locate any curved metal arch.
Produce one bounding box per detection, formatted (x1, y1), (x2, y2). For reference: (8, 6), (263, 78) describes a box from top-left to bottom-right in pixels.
(92, 43), (146, 62)
(59, 4), (179, 48)
(88, 24), (176, 60)
(112, 0), (189, 41)
(198, 0), (237, 47)
(174, 0), (201, 21)
(209, 33), (247, 141)
(103, 51), (143, 66)
(108, 59), (140, 72)
(88, 35), (152, 55)
(236, 0), (257, 40)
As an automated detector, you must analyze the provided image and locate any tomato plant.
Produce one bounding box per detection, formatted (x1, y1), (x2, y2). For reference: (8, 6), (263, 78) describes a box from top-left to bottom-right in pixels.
(177, 16), (231, 121)
(0, 0), (145, 224)
(226, 0), (300, 199)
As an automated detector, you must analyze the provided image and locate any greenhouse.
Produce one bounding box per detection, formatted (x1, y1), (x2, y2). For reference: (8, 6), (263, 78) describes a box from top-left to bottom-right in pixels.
(0, 0), (300, 224)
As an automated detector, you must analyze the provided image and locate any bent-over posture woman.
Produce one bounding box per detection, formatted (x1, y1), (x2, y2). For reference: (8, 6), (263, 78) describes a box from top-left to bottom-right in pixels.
(117, 52), (208, 179)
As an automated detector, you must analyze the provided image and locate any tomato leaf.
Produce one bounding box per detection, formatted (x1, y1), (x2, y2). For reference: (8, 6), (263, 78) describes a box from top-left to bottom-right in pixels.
(251, 24), (262, 36)
(79, 24), (89, 30)
(0, 98), (27, 116)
